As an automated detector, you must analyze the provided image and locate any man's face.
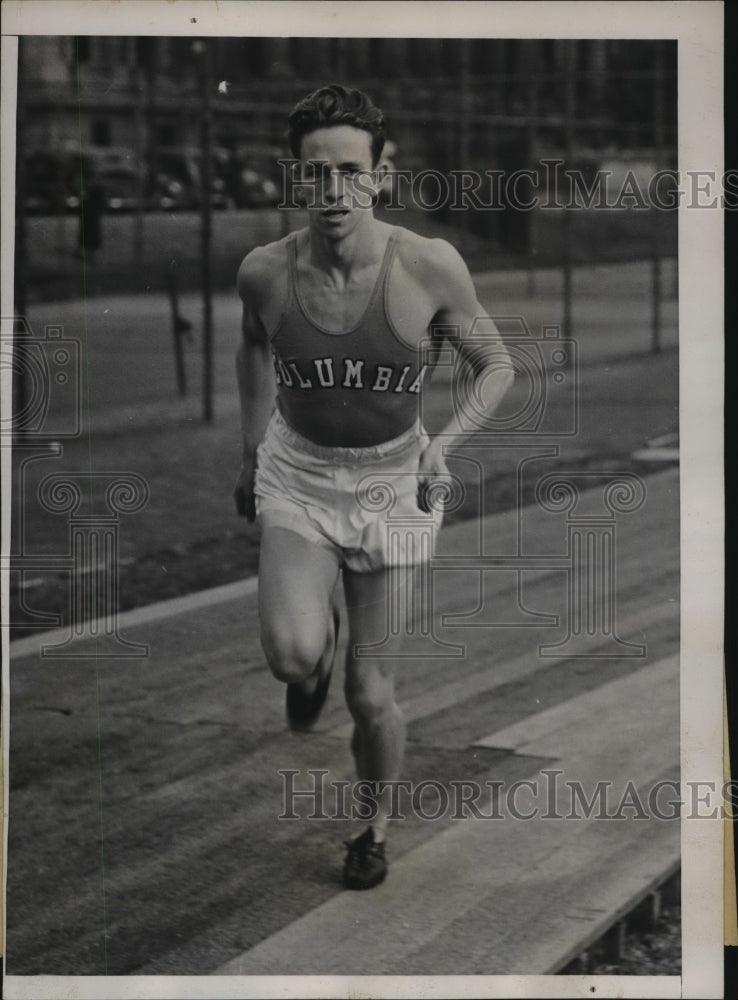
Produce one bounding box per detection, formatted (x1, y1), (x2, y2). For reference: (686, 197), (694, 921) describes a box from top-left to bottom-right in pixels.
(298, 125), (384, 238)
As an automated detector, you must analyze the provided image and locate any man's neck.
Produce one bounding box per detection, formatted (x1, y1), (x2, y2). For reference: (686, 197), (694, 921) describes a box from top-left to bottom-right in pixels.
(307, 216), (385, 281)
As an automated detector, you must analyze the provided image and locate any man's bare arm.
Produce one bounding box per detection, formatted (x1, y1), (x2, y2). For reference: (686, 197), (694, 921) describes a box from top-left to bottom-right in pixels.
(433, 240), (514, 443)
(418, 240), (515, 510)
(234, 250), (277, 520)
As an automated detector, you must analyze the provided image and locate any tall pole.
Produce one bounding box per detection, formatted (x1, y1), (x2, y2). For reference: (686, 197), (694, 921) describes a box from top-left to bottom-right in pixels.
(458, 40), (471, 255)
(145, 38), (158, 247)
(131, 41), (145, 264)
(526, 42), (540, 298)
(14, 36), (28, 440)
(650, 42), (665, 354)
(198, 40), (214, 423)
(562, 40), (576, 342)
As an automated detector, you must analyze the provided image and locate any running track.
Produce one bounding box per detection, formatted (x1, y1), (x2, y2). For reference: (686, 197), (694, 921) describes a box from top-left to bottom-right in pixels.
(6, 467), (681, 989)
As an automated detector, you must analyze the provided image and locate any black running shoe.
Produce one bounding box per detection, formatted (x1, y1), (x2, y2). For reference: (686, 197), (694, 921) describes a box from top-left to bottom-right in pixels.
(343, 827), (387, 890)
(286, 610), (339, 732)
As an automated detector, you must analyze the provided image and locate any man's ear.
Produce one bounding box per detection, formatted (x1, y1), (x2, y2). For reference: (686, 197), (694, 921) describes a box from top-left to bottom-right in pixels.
(374, 161), (389, 187)
(367, 162), (388, 207)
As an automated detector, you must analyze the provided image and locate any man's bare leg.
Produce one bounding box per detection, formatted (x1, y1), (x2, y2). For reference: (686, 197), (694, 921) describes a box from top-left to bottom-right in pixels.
(343, 564), (412, 842)
(258, 526), (341, 704)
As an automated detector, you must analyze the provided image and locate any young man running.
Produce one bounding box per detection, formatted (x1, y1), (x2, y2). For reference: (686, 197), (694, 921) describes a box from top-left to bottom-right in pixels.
(234, 84), (513, 890)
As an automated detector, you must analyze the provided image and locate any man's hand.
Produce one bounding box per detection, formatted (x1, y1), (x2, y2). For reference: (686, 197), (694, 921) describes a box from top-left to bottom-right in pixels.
(417, 438), (452, 514)
(233, 452), (258, 522)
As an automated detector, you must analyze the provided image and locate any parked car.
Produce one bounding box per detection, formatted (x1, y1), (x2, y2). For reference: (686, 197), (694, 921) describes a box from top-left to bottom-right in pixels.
(21, 144), (231, 215)
(22, 146), (148, 214)
(96, 164), (143, 212)
(229, 144), (284, 208)
(152, 147), (231, 210)
(22, 151), (79, 214)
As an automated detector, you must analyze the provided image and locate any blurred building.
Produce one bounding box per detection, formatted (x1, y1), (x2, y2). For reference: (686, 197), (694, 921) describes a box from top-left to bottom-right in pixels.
(16, 35), (677, 246)
(19, 36), (677, 160)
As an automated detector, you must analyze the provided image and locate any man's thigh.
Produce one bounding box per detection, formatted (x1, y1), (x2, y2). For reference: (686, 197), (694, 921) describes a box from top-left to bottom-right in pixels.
(258, 525), (341, 653)
(343, 564), (417, 663)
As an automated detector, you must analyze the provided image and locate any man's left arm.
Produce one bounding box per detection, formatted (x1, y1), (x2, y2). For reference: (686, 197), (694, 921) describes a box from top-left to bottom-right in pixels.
(418, 242), (515, 508)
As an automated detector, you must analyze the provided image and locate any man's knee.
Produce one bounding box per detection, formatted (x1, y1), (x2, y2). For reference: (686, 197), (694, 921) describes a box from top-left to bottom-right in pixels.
(345, 672), (395, 726)
(261, 625), (325, 684)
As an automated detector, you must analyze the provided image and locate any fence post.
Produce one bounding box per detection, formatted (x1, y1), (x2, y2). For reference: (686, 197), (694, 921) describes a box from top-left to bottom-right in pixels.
(526, 42), (541, 298)
(561, 40), (576, 343)
(651, 42), (666, 354)
(14, 37), (29, 440)
(166, 262), (189, 397)
(458, 40), (471, 257)
(196, 39), (214, 424)
(131, 52), (145, 265)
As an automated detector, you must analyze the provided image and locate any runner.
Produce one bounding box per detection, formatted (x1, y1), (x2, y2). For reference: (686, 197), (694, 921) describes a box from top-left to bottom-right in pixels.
(234, 84), (514, 889)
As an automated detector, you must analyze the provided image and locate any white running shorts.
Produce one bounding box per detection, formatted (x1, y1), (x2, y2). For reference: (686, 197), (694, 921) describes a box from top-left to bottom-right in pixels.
(254, 410), (443, 572)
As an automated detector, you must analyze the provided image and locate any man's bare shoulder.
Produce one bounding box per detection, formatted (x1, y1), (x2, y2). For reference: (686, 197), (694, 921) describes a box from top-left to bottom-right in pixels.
(237, 232), (296, 303)
(395, 227), (471, 281)
(394, 226), (476, 301)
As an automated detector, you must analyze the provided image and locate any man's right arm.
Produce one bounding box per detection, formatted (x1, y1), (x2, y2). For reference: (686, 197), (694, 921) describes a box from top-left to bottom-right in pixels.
(234, 250), (277, 520)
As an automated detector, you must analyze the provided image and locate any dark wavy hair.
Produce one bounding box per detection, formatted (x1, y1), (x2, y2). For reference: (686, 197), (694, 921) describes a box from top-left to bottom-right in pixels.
(287, 84), (386, 165)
